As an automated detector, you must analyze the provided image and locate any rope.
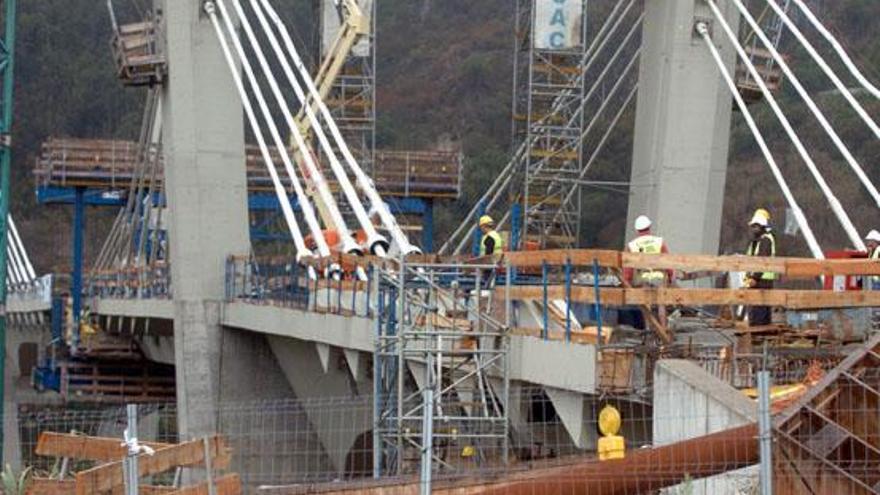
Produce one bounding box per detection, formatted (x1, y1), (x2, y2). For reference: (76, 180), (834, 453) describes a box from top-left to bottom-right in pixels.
(731, 0), (880, 209)
(696, 22), (823, 259)
(790, 0), (880, 99)
(708, 0), (864, 252)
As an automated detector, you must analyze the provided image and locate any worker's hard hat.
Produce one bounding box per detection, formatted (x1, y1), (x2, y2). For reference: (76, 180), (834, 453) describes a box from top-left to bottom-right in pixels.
(865, 230), (880, 242)
(634, 215), (652, 231)
(749, 212), (769, 227)
(754, 208), (771, 222)
(479, 215), (494, 227)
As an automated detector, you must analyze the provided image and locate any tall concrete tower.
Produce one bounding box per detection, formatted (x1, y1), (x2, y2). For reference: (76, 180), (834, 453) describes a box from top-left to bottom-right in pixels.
(159, 0), (251, 437)
(626, 0), (741, 254)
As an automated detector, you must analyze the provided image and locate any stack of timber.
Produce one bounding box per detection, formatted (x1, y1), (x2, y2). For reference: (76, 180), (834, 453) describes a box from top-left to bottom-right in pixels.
(27, 432), (240, 495)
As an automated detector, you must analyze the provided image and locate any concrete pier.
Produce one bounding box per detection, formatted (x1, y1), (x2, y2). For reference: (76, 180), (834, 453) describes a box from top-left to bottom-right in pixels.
(159, 0), (251, 438)
(627, 0), (741, 254)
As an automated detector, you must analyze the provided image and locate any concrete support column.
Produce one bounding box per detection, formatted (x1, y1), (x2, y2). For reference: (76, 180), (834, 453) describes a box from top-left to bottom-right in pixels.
(626, 0), (740, 254)
(159, 0), (250, 439)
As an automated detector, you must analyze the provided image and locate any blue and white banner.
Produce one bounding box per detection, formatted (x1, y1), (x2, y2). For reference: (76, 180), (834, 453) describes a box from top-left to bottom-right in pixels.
(534, 0), (584, 50)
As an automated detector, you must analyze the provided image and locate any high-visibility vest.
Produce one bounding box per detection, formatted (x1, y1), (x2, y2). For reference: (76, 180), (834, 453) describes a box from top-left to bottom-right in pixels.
(480, 230), (503, 258)
(627, 235), (665, 282)
(746, 232), (777, 280)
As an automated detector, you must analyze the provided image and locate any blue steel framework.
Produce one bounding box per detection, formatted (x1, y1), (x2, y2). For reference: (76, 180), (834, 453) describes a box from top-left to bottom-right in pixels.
(36, 185), (436, 327)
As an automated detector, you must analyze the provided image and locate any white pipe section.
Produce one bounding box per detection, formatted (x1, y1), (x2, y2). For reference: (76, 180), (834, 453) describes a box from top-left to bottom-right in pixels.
(764, 0), (880, 139)
(9, 216), (36, 280)
(229, 0), (372, 257)
(732, 0), (880, 209)
(255, 0), (418, 255)
(697, 22), (823, 259)
(708, 0), (864, 252)
(790, 0), (880, 100)
(215, 0), (337, 262)
(204, 2), (316, 264)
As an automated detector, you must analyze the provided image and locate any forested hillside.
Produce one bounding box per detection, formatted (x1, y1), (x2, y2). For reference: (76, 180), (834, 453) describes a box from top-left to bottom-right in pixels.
(9, 0), (880, 274)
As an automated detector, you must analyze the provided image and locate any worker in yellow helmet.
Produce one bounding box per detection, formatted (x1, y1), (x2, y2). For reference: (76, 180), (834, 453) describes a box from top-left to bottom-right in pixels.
(478, 215), (503, 260)
(744, 210), (777, 326)
(754, 208), (771, 224)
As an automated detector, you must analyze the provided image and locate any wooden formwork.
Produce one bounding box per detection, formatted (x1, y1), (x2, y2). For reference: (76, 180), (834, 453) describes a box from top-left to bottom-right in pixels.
(26, 432), (240, 495)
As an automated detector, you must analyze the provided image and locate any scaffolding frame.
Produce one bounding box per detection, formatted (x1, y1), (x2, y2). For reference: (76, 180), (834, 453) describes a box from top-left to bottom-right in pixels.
(373, 261), (510, 478)
(512, 0), (589, 249)
(317, 0), (377, 176)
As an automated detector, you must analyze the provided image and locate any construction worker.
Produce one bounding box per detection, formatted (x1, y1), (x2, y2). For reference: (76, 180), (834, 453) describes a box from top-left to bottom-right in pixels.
(744, 210), (777, 326)
(479, 215), (503, 260)
(624, 215), (671, 286)
(864, 230), (880, 289)
(621, 215), (671, 331)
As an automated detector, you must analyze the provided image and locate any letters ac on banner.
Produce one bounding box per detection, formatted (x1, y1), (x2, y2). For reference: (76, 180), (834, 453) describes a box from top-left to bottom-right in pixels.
(533, 0), (584, 50)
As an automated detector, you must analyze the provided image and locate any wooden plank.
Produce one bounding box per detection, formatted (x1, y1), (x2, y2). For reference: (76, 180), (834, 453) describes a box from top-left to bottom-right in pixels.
(786, 258), (880, 278)
(74, 436), (230, 495)
(27, 478), (75, 495)
(503, 250), (880, 277)
(623, 252), (785, 274)
(167, 474), (241, 495)
(36, 432), (172, 462)
(502, 286), (880, 309)
(503, 249), (621, 269)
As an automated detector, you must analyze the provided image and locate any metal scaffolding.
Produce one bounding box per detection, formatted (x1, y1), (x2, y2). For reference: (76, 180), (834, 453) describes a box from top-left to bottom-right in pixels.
(373, 261), (510, 479)
(317, 0), (377, 176)
(512, 0), (589, 249)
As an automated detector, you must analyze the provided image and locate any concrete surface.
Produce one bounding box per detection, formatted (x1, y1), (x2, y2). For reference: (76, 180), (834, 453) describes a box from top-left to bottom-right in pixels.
(627, 0), (741, 255)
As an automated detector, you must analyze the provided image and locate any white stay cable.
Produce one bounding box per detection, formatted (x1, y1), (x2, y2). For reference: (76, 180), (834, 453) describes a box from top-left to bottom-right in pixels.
(697, 22), (823, 259)
(9, 215), (36, 280)
(205, 2), (316, 265)
(216, 0), (342, 260)
(231, 0), (382, 256)
(732, 0), (880, 208)
(708, 0), (864, 251)
(764, 0), (880, 139)
(6, 240), (24, 287)
(256, 0), (419, 255)
(790, 0), (880, 100)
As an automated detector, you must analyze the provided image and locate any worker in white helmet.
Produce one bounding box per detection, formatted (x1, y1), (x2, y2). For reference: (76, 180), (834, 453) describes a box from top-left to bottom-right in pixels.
(744, 210), (777, 326)
(624, 215), (671, 286)
(864, 230), (880, 289)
